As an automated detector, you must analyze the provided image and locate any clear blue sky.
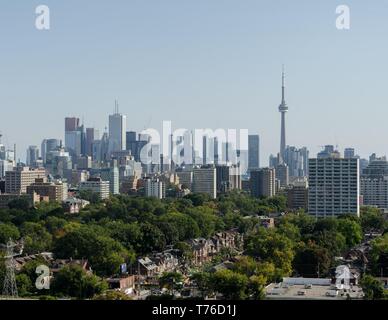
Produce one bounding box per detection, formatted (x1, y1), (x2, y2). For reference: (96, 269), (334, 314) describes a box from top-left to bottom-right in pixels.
(1, 0), (388, 163)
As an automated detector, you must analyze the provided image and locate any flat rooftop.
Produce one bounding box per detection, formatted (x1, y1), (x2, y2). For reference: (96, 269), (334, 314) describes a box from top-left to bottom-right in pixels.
(265, 282), (364, 300)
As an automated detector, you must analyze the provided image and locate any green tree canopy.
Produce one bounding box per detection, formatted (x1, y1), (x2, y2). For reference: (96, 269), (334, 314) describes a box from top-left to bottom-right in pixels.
(0, 223), (20, 244)
(361, 207), (386, 232)
(244, 228), (295, 277)
(50, 265), (107, 299)
(209, 269), (249, 300)
(360, 274), (385, 300)
(369, 233), (388, 277)
(293, 241), (331, 278)
(21, 222), (53, 254)
(53, 226), (132, 276)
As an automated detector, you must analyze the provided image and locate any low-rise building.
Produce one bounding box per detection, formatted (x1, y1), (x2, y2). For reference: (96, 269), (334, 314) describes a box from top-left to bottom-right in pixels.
(0, 192), (40, 209)
(79, 177), (110, 200)
(137, 257), (159, 278)
(14, 252), (92, 275)
(107, 275), (136, 293)
(257, 216), (275, 229)
(189, 230), (242, 266)
(265, 277), (364, 300)
(27, 178), (68, 202)
(62, 197), (90, 214)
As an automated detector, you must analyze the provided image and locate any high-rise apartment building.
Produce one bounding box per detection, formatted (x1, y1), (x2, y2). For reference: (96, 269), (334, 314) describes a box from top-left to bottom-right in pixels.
(250, 168), (276, 198)
(79, 177), (110, 200)
(192, 166), (217, 199)
(308, 157), (360, 217)
(176, 169), (193, 189)
(145, 178), (165, 199)
(100, 160), (120, 195)
(5, 167), (47, 194)
(216, 165), (241, 193)
(360, 156), (388, 209)
(275, 163), (289, 188)
(286, 179), (308, 211)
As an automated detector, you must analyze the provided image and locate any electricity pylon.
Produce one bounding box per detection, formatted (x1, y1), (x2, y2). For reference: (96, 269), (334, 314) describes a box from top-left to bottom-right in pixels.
(1, 238), (23, 299)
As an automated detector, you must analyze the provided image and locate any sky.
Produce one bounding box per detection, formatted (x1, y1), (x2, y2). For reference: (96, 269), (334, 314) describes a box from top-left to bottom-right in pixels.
(1, 0), (388, 164)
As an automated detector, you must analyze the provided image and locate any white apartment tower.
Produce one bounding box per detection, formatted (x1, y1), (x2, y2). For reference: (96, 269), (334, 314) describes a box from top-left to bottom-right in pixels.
(308, 157), (360, 217)
(145, 178), (166, 199)
(79, 177), (110, 200)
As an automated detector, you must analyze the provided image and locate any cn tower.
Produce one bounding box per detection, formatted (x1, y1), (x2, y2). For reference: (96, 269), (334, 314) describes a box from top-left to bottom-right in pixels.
(278, 66), (288, 162)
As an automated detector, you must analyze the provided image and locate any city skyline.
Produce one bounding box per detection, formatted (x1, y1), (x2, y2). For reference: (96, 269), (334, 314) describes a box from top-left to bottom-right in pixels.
(1, 1), (388, 162)
(2, 2), (388, 304)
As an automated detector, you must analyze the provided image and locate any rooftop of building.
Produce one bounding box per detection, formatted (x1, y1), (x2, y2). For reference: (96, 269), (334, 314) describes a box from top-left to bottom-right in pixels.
(265, 278), (364, 300)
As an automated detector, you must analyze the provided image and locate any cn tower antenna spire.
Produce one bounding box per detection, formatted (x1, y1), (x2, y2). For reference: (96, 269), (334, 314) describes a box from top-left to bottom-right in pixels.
(282, 64), (285, 104)
(278, 65), (288, 162)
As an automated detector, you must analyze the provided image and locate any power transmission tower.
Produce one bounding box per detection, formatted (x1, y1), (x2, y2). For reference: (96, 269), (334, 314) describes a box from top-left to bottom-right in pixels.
(2, 238), (23, 299)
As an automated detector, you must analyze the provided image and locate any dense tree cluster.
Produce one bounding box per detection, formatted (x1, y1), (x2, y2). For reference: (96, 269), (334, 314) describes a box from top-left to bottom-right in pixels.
(1, 192), (388, 299)
(0, 192), (285, 295)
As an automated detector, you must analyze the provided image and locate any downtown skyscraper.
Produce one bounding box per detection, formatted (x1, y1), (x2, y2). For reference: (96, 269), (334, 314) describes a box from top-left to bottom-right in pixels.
(248, 135), (260, 172)
(64, 117), (84, 161)
(108, 101), (126, 155)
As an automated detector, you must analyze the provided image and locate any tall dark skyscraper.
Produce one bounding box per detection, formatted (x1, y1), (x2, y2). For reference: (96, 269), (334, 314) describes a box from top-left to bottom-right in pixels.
(65, 117), (80, 132)
(64, 117), (85, 161)
(279, 67), (288, 162)
(126, 131), (137, 151)
(248, 134), (260, 171)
